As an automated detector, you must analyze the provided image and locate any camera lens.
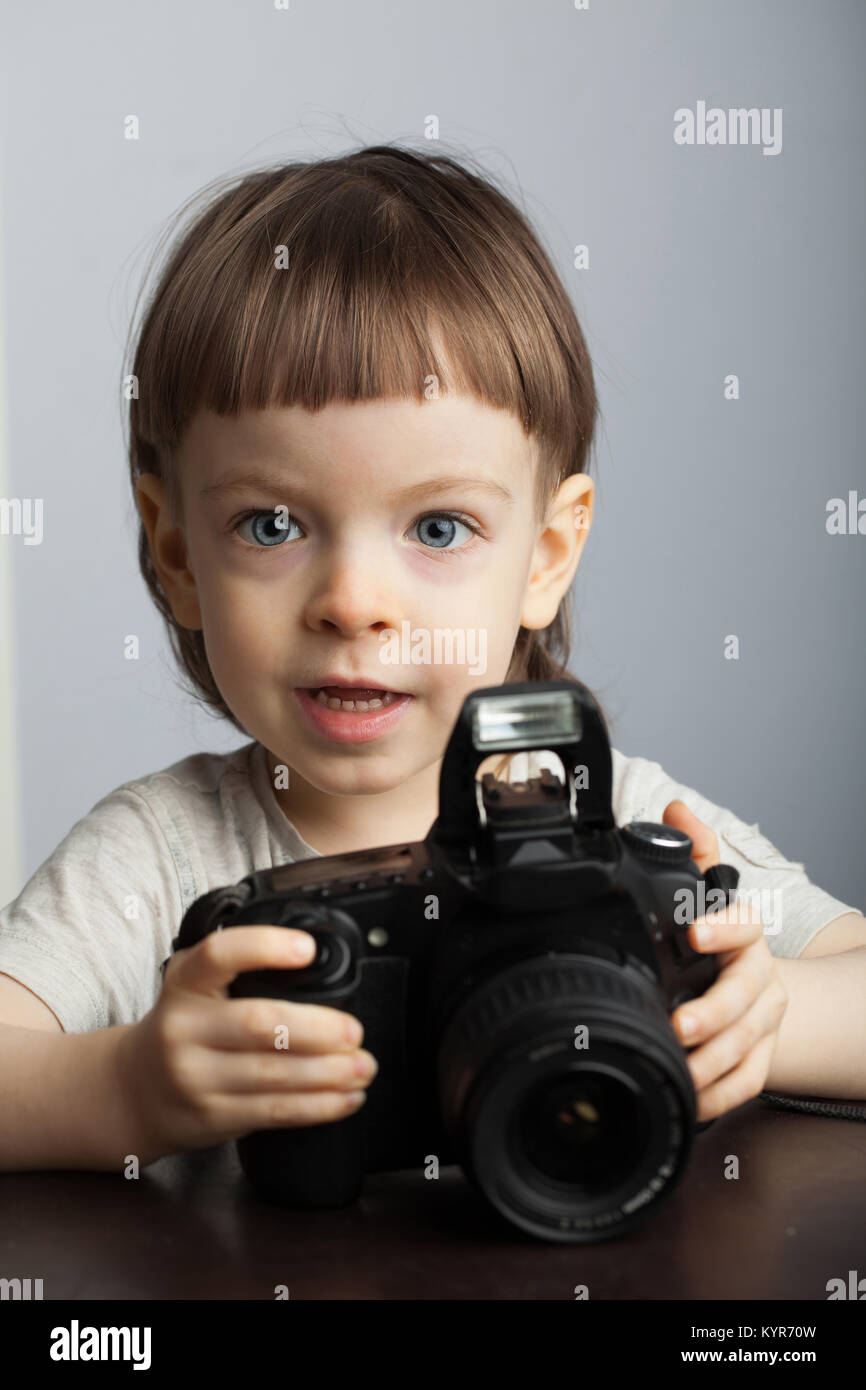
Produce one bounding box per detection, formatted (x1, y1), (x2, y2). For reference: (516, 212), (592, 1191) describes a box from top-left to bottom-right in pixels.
(514, 1070), (648, 1192)
(437, 953), (696, 1243)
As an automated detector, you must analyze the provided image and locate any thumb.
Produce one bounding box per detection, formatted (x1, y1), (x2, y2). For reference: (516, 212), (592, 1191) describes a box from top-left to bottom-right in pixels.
(662, 799), (720, 876)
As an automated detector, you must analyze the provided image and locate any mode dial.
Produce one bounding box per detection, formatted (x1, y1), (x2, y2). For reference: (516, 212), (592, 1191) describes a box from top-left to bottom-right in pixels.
(620, 821), (694, 865)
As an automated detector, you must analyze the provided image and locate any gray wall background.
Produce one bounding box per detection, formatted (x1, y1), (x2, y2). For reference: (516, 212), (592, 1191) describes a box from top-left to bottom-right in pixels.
(1, 0), (863, 909)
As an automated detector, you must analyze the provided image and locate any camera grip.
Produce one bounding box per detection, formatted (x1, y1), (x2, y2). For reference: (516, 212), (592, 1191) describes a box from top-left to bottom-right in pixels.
(236, 1106), (364, 1209)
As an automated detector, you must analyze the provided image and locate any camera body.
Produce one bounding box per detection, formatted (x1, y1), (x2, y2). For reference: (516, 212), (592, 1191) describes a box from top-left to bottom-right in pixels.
(170, 680), (738, 1243)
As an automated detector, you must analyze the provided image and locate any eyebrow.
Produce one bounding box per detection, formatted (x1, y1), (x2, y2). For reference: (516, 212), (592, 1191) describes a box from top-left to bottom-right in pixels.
(200, 471), (514, 506)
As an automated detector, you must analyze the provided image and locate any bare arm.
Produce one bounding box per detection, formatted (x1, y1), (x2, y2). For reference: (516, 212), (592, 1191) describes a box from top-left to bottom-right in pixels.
(0, 1018), (145, 1172)
(766, 913), (866, 1098)
(0, 972), (64, 1030)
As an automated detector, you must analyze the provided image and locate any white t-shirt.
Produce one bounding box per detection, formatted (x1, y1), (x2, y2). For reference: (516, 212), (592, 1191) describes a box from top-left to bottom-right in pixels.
(0, 741), (860, 1034)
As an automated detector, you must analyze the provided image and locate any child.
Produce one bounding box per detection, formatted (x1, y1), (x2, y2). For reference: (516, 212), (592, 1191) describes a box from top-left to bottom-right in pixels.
(0, 145), (863, 1174)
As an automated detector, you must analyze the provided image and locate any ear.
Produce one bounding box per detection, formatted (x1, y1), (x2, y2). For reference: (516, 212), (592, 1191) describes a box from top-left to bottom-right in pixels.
(136, 473), (203, 630)
(520, 473), (594, 630)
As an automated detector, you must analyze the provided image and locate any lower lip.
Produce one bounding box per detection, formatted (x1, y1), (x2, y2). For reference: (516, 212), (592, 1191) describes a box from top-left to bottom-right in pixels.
(293, 688), (414, 744)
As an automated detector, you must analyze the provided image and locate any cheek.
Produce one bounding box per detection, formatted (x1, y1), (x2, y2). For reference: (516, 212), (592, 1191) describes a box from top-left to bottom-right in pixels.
(397, 543), (532, 679)
(194, 557), (282, 671)
(404, 537), (531, 611)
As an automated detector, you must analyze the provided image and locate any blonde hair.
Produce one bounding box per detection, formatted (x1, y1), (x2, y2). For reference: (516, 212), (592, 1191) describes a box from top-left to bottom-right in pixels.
(124, 144), (599, 736)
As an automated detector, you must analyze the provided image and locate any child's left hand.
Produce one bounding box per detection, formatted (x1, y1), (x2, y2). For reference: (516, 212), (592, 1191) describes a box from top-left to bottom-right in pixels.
(661, 800), (789, 1122)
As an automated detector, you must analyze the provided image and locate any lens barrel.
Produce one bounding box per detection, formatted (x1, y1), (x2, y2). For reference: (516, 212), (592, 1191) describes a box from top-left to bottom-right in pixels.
(436, 954), (696, 1243)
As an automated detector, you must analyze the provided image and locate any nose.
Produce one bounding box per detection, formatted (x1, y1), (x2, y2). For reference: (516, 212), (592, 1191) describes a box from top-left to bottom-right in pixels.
(302, 546), (402, 641)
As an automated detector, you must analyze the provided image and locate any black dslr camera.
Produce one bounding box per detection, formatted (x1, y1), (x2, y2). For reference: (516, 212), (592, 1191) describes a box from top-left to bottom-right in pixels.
(169, 680), (738, 1243)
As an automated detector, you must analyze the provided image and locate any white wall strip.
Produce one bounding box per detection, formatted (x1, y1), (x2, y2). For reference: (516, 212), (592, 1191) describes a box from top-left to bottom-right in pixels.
(0, 221), (23, 905)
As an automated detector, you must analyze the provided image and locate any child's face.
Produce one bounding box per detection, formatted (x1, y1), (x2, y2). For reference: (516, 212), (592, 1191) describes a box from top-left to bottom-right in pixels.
(141, 395), (590, 802)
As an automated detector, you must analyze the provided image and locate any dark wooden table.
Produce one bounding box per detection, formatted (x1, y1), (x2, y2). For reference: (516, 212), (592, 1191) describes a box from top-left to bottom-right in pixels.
(2, 1097), (863, 1300)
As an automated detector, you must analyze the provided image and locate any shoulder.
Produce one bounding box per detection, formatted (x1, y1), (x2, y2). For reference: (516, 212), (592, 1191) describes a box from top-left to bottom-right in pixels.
(609, 748), (681, 825)
(0, 742), (264, 1033)
(79, 742), (257, 845)
(101, 742), (256, 811)
(87, 740), (264, 893)
(510, 747), (862, 959)
(24, 741), (263, 913)
(9, 744), (256, 895)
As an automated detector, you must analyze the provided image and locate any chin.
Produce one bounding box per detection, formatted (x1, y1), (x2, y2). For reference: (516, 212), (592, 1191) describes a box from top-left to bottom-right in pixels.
(307, 761), (412, 794)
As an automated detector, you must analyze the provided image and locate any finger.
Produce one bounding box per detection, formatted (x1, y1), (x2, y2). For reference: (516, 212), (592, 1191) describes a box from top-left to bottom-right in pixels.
(182, 996), (364, 1054)
(205, 1086), (370, 1135)
(685, 903), (766, 960)
(672, 939), (771, 1045)
(167, 925), (317, 996)
(694, 1033), (777, 1123)
(662, 800), (720, 874)
(198, 1044), (379, 1095)
(681, 978), (786, 1092)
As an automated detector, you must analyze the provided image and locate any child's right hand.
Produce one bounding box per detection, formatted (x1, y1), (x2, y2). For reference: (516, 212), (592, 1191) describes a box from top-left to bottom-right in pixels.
(117, 925), (378, 1165)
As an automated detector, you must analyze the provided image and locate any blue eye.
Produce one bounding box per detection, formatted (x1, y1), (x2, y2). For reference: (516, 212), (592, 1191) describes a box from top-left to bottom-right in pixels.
(232, 508), (479, 552)
(412, 513), (478, 550)
(235, 509), (300, 547)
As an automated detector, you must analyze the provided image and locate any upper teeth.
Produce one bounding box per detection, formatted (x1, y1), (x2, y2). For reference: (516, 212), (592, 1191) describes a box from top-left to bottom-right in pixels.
(313, 689), (397, 711)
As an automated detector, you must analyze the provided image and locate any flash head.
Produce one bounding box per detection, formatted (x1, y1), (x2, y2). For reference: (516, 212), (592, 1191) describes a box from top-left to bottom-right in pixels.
(434, 679), (614, 847)
(472, 686), (582, 750)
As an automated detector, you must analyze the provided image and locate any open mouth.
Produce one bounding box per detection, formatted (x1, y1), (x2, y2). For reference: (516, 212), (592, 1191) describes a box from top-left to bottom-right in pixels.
(304, 685), (404, 712)
(294, 684), (414, 743)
